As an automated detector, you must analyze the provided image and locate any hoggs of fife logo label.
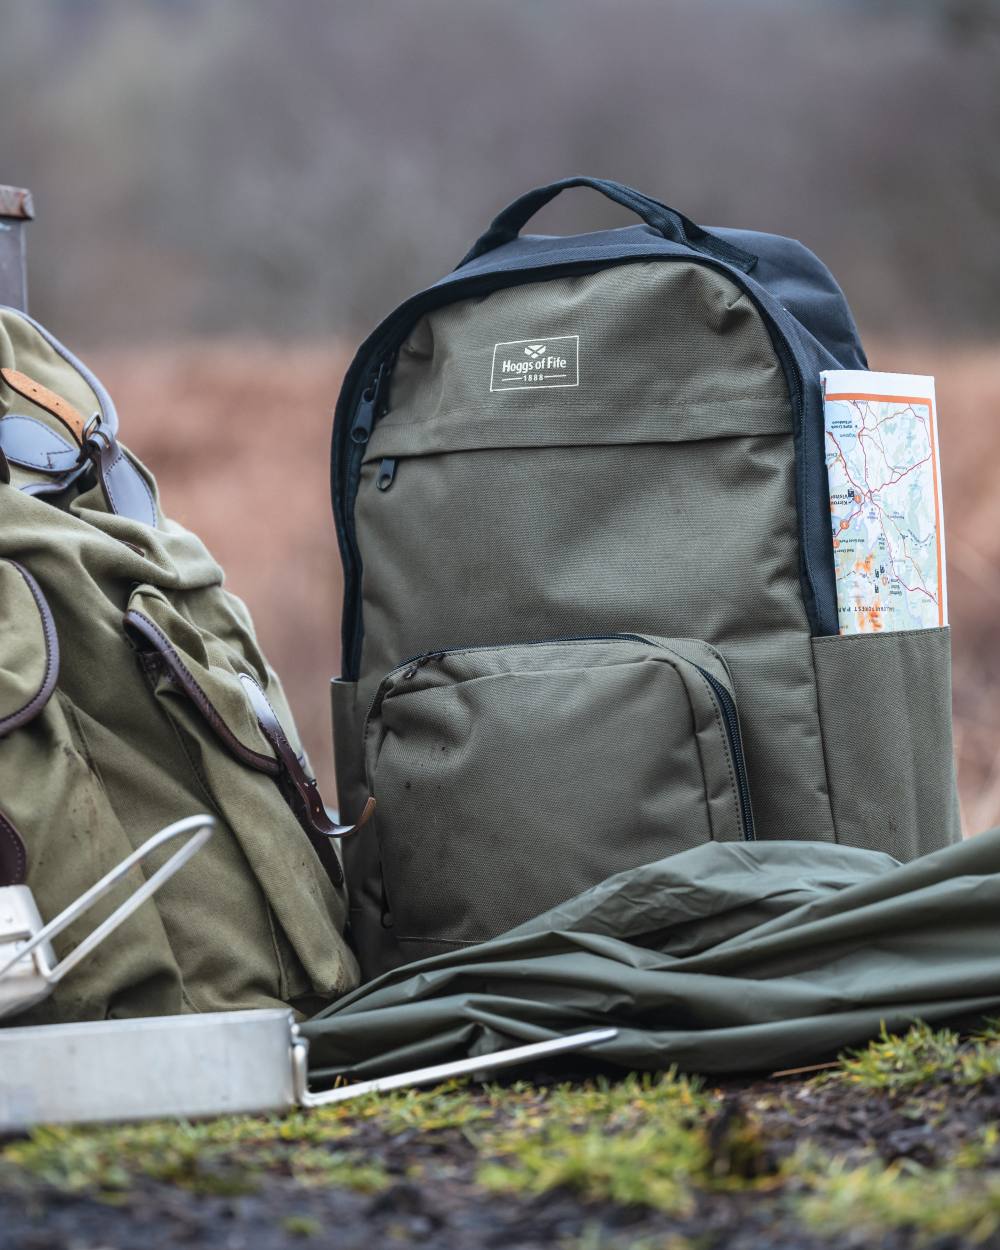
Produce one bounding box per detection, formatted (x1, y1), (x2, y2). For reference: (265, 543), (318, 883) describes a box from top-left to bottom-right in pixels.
(490, 334), (580, 392)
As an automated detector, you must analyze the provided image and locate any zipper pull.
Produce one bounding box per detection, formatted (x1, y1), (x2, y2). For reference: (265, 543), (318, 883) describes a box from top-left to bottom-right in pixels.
(400, 651), (446, 681)
(376, 458), (397, 491)
(350, 361), (388, 445)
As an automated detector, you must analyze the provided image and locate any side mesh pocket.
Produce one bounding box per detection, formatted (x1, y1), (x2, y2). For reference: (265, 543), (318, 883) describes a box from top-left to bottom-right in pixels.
(812, 626), (960, 860)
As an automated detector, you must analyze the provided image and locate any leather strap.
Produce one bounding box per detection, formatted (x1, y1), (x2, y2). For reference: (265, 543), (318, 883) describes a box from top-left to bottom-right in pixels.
(125, 612), (370, 888)
(1, 359), (157, 528)
(0, 414), (78, 472)
(0, 808), (27, 886)
(1, 367), (87, 443)
(239, 673), (373, 888)
(0, 560), (60, 739)
(124, 609), (280, 773)
(86, 429), (158, 529)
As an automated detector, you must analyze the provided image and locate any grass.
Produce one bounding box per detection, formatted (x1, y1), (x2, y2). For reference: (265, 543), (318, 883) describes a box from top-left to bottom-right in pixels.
(5, 1022), (1000, 1243)
(823, 1018), (1000, 1092)
(0, 1105), (390, 1198)
(479, 1072), (716, 1215)
(797, 1156), (1000, 1246)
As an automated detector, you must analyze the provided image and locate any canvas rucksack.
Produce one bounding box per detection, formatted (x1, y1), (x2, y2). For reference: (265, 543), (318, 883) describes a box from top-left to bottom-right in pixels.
(330, 177), (961, 979)
(0, 305), (367, 1024)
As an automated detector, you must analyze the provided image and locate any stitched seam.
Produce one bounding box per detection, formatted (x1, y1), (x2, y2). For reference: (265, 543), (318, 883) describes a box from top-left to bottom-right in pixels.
(815, 626), (950, 645)
(809, 640), (842, 844)
(103, 445), (158, 528)
(62, 697), (108, 790)
(264, 902), (292, 1003)
(0, 413), (78, 469)
(0, 561), (60, 737)
(694, 670), (741, 835)
(124, 610), (279, 774)
(664, 654), (741, 840)
(239, 673), (295, 757)
(101, 447), (124, 513)
(120, 448), (158, 527)
(144, 658), (225, 819)
(103, 446), (160, 528)
(644, 641), (743, 840)
(0, 369), (85, 439)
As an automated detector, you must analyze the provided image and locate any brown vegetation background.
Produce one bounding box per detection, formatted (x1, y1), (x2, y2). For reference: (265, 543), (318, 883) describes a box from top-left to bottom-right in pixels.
(3, 0), (999, 828)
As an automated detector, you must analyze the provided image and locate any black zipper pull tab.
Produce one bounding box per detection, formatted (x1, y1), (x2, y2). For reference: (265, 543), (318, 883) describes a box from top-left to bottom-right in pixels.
(400, 651), (446, 681)
(376, 458), (397, 492)
(350, 361), (388, 445)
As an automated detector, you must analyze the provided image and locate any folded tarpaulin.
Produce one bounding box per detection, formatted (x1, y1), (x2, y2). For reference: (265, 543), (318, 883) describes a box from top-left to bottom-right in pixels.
(303, 829), (1000, 1078)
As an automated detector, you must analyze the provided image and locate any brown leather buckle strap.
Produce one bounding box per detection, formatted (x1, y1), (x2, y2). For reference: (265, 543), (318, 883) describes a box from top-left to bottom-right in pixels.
(1, 351), (157, 528)
(84, 426), (158, 530)
(239, 673), (373, 888)
(1, 367), (87, 444)
(124, 610), (370, 888)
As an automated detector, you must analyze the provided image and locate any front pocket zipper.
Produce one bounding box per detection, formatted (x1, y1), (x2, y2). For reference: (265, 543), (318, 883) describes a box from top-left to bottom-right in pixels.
(691, 663), (755, 840)
(362, 632), (755, 957)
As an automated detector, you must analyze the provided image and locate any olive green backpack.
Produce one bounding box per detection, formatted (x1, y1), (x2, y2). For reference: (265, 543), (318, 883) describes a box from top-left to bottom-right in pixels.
(330, 177), (961, 978)
(0, 305), (364, 1023)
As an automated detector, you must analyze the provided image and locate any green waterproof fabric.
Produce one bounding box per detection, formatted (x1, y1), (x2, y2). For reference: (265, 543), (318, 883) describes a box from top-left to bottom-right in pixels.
(304, 829), (1000, 1078)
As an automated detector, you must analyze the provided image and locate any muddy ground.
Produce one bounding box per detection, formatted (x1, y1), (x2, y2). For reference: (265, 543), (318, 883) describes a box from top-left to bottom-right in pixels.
(3, 1023), (1000, 1250)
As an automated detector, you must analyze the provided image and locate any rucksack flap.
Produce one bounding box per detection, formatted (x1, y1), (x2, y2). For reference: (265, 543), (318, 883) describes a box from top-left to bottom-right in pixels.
(0, 308), (360, 1021)
(330, 177), (959, 979)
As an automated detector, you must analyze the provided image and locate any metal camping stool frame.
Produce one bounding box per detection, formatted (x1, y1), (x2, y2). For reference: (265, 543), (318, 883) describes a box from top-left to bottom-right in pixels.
(0, 814), (215, 1019)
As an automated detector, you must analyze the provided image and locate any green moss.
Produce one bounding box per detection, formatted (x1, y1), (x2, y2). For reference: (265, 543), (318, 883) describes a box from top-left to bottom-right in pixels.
(798, 1158), (1000, 1245)
(827, 1021), (961, 1090)
(282, 1215), (322, 1238)
(824, 1020), (1000, 1092)
(354, 1079), (498, 1135)
(0, 1110), (388, 1198)
(478, 1071), (722, 1214)
(0, 1078), (510, 1200)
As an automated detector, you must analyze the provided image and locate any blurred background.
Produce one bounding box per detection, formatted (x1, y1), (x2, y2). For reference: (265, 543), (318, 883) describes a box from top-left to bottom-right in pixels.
(2, 0), (998, 827)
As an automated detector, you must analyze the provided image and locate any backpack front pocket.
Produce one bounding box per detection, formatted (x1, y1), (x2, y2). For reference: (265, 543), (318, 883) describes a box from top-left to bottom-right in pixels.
(121, 582), (362, 1003)
(364, 634), (753, 957)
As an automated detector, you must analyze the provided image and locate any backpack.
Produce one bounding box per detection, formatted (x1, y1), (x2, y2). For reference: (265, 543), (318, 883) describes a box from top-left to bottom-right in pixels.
(0, 305), (365, 1023)
(330, 177), (961, 979)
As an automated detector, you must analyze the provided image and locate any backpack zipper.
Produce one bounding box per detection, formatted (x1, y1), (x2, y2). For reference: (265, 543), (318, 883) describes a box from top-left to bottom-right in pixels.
(376, 458), (397, 491)
(350, 360), (389, 445)
(367, 633), (755, 841)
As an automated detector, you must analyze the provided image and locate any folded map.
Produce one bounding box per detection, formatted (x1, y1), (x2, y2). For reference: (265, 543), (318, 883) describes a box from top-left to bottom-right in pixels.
(821, 370), (947, 634)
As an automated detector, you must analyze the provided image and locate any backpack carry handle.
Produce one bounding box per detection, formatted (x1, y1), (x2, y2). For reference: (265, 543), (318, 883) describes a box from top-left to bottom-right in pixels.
(455, 176), (757, 272)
